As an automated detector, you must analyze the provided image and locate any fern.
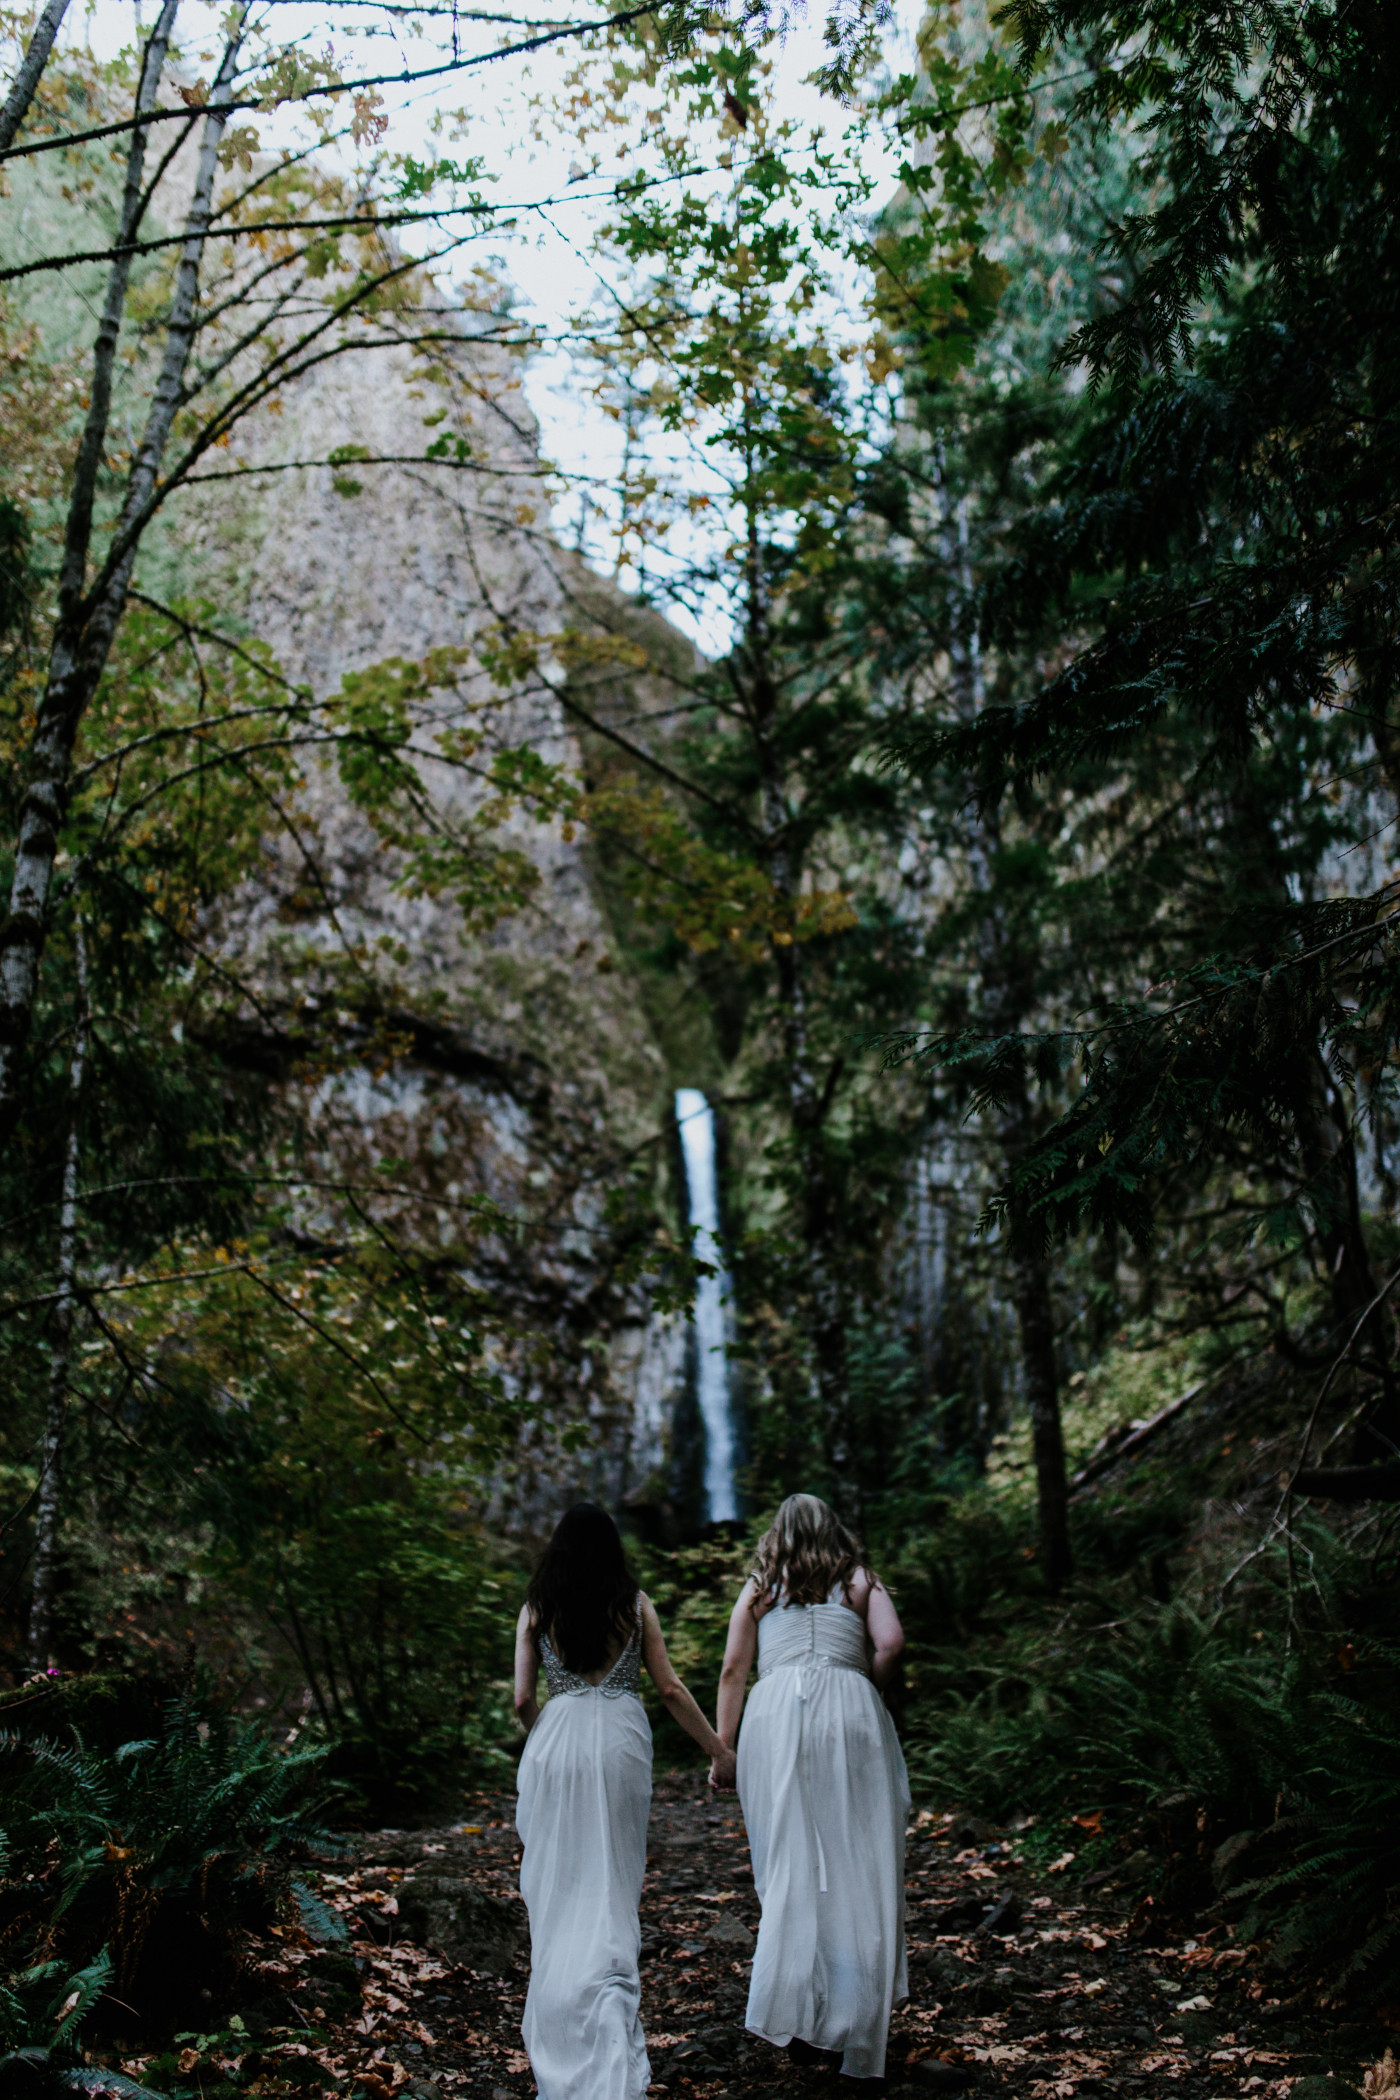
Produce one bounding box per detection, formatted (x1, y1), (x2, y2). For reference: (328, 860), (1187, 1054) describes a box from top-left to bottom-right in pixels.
(0, 1683), (329, 2051)
(0, 1948), (113, 2054)
(910, 1595), (1400, 1990)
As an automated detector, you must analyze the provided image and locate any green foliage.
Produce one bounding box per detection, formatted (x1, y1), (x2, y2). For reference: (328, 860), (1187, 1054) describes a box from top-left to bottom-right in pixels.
(70, 1225), (530, 1820)
(895, 1489), (1400, 1998)
(632, 1530), (756, 1763)
(0, 1679), (325, 2047)
(7, 0), (1400, 2038)
(0, 1945), (113, 2060)
(1238, 1651), (1400, 1994)
(880, 0), (1400, 1274)
(908, 1599), (1275, 1822)
(0, 509), (600, 1813)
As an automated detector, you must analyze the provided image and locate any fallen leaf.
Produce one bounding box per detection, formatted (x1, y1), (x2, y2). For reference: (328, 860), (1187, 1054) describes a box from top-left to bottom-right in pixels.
(1364, 2048), (1400, 2098)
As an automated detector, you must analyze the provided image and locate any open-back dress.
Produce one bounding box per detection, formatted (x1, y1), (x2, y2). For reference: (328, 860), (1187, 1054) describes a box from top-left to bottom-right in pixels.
(516, 1605), (652, 2100)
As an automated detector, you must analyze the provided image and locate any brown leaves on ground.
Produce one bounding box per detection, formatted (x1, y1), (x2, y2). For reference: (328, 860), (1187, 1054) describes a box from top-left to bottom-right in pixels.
(113, 1778), (1400, 2100)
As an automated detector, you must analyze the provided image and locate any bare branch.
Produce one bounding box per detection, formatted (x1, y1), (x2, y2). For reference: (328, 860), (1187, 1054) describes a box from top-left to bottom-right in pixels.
(0, 0), (71, 153)
(1293, 1462), (1400, 1502)
(0, 3), (660, 166)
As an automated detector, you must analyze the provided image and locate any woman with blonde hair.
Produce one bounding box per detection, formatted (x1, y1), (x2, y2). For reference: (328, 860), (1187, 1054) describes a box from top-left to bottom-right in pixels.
(713, 1493), (909, 2081)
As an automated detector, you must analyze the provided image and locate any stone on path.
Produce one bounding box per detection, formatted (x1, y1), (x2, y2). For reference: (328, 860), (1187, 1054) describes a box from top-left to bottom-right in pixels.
(899, 2061), (975, 2092)
(395, 1874), (525, 1973)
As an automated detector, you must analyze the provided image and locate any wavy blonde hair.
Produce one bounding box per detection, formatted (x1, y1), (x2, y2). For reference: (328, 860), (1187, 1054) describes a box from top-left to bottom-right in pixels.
(750, 1493), (862, 1611)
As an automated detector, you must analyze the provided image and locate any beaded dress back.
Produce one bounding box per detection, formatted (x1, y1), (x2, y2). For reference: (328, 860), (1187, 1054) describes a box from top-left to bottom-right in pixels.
(539, 1600), (643, 1698)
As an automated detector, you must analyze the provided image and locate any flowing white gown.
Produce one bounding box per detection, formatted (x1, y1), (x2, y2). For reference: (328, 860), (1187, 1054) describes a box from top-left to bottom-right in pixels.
(517, 1611), (653, 2100)
(738, 1590), (910, 2079)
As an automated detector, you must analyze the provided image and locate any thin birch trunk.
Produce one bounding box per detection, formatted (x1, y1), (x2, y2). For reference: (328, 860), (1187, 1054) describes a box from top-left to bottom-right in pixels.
(0, 0), (71, 154)
(27, 921), (88, 1674)
(0, 6), (250, 1149)
(58, 0), (181, 608)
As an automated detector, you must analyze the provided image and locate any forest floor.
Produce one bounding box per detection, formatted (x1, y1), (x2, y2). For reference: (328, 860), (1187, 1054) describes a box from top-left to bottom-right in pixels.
(172, 1771), (1400, 2100)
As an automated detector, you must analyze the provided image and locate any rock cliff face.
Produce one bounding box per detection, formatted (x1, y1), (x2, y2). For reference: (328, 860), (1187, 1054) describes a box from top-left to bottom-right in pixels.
(189, 315), (696, 1528)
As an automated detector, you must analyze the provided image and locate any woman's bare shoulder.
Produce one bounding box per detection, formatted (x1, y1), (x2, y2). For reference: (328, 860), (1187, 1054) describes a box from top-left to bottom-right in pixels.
(638, 1591), (663, 1629)
(845, 1565), (881, 1608)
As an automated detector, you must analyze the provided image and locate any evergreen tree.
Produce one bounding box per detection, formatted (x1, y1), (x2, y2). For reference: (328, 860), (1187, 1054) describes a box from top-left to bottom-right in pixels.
(883, 0), (1400, 1493)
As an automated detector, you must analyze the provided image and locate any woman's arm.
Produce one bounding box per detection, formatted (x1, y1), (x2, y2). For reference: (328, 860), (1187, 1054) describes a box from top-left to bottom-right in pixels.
(513, 1603), (541, 1732)
(859, 1570), (906, 1693)
(716, 1578), (760, 1753)
(640, 1595), (737, 1786)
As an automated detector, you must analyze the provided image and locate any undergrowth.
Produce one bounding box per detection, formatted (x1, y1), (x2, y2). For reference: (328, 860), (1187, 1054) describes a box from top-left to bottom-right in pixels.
(0, 1672), (328, 2055)
(893, 1473), (1400, 2004)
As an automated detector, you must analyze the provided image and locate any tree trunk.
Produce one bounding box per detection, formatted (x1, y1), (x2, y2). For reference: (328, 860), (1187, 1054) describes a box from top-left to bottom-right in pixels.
(1289, 1047), (1399, 1463)
(1232, 781), (1398, 1460)
(1293, 1462), (1400, 1501)
(936, 459), (1072, 1585)
(1011, 1243), (1072, 1592)
(739, 455), (855, 1505)
(27, 922), (88, 1675)
(0, 0), (72, 154)
(771, 891), (853, 1500)
(0, 5), (247, 1150)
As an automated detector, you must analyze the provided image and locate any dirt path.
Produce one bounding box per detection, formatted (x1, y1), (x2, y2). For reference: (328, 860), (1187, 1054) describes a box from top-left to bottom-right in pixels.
(272, 1775), (1396, 2100)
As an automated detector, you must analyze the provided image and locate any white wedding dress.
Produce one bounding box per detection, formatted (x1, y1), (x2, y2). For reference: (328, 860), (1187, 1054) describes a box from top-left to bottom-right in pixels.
(738, 1589), (910, 2078)
(517, 1610), (652, 2100)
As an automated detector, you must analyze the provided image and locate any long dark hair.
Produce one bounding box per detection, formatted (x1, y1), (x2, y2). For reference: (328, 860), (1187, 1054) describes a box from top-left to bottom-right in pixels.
(525, 1503), (639, 1673)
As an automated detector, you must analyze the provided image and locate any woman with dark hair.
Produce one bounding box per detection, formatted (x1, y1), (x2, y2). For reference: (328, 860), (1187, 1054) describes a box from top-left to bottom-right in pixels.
(514, 1502), (734, 2100)
(712, 1493), (909, 2082)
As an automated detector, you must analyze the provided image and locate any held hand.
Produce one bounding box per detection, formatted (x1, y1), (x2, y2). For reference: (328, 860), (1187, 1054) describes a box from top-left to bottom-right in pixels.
(708, 1746), (737, 1793)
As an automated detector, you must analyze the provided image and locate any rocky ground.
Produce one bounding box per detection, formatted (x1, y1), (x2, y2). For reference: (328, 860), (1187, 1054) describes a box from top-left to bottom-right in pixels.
(120, 1776), (1400, 2100)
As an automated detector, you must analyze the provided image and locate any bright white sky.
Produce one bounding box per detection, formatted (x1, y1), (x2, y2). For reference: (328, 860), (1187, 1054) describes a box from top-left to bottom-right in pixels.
(75, 0), (924, 645)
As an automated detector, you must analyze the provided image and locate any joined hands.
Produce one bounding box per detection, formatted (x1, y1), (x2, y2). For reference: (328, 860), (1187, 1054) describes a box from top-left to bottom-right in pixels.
(708, 1745), (738, 1792)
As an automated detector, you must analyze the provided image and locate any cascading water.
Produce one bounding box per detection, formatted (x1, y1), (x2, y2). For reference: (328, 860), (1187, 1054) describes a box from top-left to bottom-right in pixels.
(674, 1087), (738, 1523)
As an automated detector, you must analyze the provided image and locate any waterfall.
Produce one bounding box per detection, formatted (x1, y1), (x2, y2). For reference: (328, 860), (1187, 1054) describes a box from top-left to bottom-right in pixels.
(674, 1087), (738, 1523)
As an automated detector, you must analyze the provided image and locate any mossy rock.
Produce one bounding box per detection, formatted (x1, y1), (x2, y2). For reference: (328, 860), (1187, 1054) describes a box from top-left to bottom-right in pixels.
(304, 1946), (364, 2016)
(1288, 2079), (1365, 2100)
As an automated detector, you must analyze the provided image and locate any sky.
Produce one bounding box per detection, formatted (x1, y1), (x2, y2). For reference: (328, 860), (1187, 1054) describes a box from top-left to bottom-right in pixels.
(74, 0), (924, 645)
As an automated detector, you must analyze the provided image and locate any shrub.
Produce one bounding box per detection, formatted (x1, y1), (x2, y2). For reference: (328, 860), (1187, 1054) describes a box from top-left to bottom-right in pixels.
(0, 1675), (327, 2050)
(903, 1587), (1400, 2001)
